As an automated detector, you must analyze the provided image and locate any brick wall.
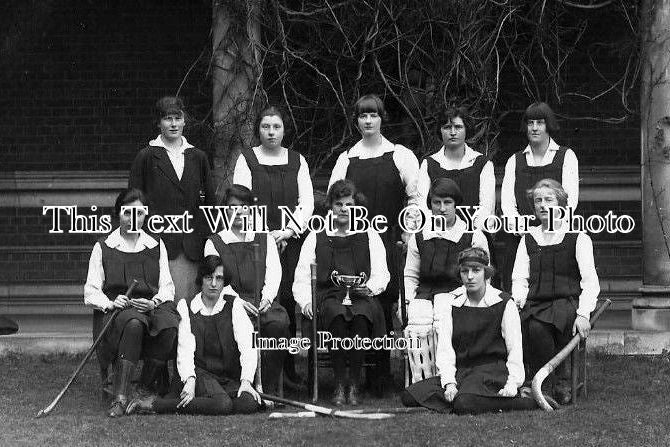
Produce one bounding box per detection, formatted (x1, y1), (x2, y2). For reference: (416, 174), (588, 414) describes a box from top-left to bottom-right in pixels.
(1, 0), (211, 171)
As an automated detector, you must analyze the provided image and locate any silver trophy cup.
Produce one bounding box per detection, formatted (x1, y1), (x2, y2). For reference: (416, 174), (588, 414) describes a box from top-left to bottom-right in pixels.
(330, 271), (368, 306)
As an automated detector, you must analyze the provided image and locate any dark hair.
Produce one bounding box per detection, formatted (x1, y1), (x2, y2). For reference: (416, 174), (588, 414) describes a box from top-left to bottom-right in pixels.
(195, 255), (229, 288)
(437, 106), (472, 139)
(114, 188), (147, 216)
(521, 102), (559, 135)
(326, 179), (367, 210)
(154, 96), (185, 126)
(456, 246), (495, 280)
(427, 178), (463, 208)
(222, 184), (256, 207)
(255, 105), (287, 139)
(353, 94), (389, 123)
(526, 178), (569, 211)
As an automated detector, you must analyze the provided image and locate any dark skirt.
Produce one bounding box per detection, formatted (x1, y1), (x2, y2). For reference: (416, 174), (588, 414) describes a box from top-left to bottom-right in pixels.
(318, 294), (386, 339)
(521, 296), (577, 334)
(404, 359), (508, 412)
(99, 301), (180, 364)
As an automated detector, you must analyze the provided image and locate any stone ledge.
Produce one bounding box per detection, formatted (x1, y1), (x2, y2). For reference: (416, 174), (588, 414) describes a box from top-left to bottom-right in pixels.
(588, 329), (670, 355)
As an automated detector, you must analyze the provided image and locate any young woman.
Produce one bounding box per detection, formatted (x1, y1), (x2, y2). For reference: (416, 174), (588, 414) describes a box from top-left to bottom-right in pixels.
(404, 178), (489, 319)
(512, 179), (599, 404)
(402, 247), (536, 414)
(84, 188), (179, 417)
(129, 96), (215, 303)
(417, 106), (495, 229)
(328, 94), (420, 385)
(126, 255), (261, 415)
(500, 102), (579, 291)
(203, 184), (290, 395)
(293, 180), (389, 406)
(233, 105), (314, 385)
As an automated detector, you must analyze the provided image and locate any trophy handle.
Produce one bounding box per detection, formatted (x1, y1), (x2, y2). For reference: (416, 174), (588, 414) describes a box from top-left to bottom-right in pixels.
(330, 270), (340, 286)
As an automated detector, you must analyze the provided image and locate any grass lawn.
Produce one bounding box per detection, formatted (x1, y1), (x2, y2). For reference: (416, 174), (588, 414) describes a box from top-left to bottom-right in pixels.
(1, 353), (669, 446)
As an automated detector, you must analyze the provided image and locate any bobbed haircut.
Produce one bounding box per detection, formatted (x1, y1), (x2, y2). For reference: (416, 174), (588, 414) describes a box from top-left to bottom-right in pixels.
(457, 246), (495, 280)
(154, 96), (185, 125)
(255, 105), (287, 139)
(114, 188), (147, 216)
(526, 178), (569, 210)
(353, 94), (389, 122)
(222, 184), (256, 207)
(521, 101), (559, 135)
(427, 178), (464, 208)
(326, 179), (368, 210)
(437, 105), (473, 139)
(195, 255), (230, 289)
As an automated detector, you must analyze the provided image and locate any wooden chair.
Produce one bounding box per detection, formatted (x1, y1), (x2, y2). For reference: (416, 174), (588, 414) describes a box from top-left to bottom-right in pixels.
(532, 298), (611, 410)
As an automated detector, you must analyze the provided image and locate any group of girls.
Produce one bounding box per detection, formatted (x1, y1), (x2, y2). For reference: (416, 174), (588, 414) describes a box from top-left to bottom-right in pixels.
(83, 94), (598, 417)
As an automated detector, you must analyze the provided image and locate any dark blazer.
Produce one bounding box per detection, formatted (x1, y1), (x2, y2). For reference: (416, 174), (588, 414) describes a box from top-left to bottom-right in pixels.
(129, 144), (215, 261)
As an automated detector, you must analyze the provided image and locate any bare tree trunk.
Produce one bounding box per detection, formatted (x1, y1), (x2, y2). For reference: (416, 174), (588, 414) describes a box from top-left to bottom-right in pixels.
(211, 0), (262, 198)
(635, 0), (670, 330)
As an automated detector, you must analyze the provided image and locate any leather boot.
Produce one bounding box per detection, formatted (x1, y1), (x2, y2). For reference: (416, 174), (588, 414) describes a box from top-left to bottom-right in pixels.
(137, 359), (166, 397)
(107, 359), (135, 417)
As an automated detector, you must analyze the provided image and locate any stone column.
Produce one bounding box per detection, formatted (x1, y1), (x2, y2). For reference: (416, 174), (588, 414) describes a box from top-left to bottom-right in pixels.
(635, 0), (670, 330)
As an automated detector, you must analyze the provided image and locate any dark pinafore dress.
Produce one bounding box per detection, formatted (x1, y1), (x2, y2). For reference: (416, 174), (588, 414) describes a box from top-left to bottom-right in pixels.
(404, 293), (513, 412)
(95, 236), (180, 368)
(241, 147), (305, 311)
(315, 232), (386, 338)
(189, 294), (242, 395)
(426, 154), (487, 209)
(208, 232), (290, 331)
(520, 232), (581, 335)
(501, 147), (569, 291)
(345, 149), (405, 326)
(414, 232), (472, 301)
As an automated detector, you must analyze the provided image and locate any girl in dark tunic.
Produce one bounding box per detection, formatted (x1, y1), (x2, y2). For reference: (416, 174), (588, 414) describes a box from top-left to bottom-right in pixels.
(402, 247), (536, 414)
(126, 255), (261, 415)
(511, 179), (599, 404)
(293, 180), (389, 406)
(404, 178), (489, 323)
(500, 102), (579, 292)
(233, 106), (314, 386)
(84, 188), (179, 417)
(204, 184), (290, 395)
(328, 94), (420, 387)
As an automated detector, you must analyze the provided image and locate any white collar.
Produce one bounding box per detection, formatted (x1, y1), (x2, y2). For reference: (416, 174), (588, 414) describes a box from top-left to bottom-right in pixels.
(522, 137), (559, 155)
(422, 216), (467, 241)
(347, 135), (395, 158)
(433, 143), (481, 164)
(189, 286), (240, 315)
(104, 228), (158, 249)
(451, 285), (504, 307)
(149, 135), (194, 153)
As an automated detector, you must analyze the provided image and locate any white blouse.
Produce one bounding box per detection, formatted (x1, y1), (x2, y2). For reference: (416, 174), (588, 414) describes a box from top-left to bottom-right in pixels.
(204, 230), (281, 304)
(83, 228), (175, 312)
(175, 288), (257, 384)
(435, 286), (524, 390)
(292, 228), (390, 313)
